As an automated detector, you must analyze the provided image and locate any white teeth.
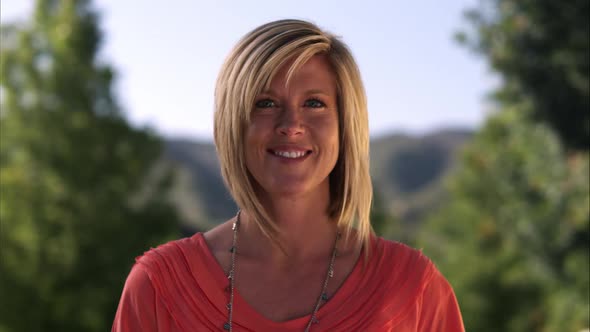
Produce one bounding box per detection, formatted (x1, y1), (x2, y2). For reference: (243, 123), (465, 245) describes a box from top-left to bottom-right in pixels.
(274, 151), (306, 158)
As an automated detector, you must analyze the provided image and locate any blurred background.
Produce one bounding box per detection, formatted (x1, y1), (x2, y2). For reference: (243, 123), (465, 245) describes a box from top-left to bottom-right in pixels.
(0, 0), (588, 331)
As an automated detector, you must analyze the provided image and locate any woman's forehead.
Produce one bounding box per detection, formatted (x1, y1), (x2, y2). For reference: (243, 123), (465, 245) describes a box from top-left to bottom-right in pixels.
(263, 55), (336, 94)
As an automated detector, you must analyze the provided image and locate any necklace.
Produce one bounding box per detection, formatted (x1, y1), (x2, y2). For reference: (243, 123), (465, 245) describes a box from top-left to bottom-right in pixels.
(223, 211), (341, 331)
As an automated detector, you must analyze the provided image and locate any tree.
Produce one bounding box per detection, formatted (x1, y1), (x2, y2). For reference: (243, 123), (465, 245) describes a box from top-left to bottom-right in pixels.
(458, 0), (589, 150)
(421, 2), (590, 329)
(0, 1), (180, 331)
(370, 187), (397, 238)
(420, 108), (589, 331)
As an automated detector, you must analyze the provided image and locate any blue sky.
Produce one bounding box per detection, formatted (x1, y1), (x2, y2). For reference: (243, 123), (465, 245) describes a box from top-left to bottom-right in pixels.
(1, 0), (496, 140)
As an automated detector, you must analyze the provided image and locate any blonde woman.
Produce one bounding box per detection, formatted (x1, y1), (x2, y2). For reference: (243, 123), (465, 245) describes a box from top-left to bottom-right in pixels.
(112, 19), (464, 331)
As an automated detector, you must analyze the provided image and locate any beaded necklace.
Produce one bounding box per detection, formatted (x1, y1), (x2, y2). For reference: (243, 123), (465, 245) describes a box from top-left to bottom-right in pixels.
(224, 211), (340, 331)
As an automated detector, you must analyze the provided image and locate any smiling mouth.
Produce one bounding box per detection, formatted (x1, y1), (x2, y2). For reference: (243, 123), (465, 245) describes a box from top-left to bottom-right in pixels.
(269, 150), (312, 159)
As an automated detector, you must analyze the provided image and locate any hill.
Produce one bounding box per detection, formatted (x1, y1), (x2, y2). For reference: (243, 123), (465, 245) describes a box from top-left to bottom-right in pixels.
(156, 129), (472, 233)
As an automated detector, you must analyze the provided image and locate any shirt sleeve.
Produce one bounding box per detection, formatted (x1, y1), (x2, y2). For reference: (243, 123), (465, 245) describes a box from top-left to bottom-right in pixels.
(417, 268), (465, 332)
(111, 263), (159, 332)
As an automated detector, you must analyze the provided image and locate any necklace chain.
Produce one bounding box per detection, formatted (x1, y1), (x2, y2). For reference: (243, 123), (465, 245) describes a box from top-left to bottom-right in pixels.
(224, 211), (340, 332)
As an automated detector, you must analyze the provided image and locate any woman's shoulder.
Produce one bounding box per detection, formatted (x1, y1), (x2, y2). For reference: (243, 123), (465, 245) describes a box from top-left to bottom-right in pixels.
(369, 236), (441, 290)
(139, 219), (234, 263)
(129, 232), (224, 300)
(115, 232), (231, 331)
(372, 236), (460, 305)
(372, 238), (464, 330)
(372, 236), (434, 269)
(365, 237), (464, 329)
(134, 233), (207, 274)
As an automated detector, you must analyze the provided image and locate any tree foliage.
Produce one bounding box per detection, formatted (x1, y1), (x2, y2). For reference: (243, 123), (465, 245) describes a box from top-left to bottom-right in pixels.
(0, 1), (180, 331)
(420, 106), (589, 331)
(458, 0), (589, 150)
(419, 1), (590, 330)
(370, 187), (402, 239)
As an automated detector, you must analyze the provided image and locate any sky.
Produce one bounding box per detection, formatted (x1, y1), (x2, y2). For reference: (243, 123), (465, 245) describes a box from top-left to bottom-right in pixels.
(1, 1), (496, 141)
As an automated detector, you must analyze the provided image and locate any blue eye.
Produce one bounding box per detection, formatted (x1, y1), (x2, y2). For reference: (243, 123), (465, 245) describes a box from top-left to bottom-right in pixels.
(304, 99), (326, 108)
(255, 99), (276, 108)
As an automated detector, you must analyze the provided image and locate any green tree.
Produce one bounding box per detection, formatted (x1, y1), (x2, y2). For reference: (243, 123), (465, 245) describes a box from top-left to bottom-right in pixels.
(370, 186), (410, 245)
(458, 0), (589, 150)
(420, 1), (590, 330)
(420, 108), (589, 331)
(0, 1), (180, 331)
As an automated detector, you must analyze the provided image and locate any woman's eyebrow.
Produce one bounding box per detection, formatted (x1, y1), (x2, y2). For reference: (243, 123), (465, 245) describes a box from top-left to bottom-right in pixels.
(257, 90), (274, 96)
(258, 89), (332, 96)
(305, 89), (332, 96)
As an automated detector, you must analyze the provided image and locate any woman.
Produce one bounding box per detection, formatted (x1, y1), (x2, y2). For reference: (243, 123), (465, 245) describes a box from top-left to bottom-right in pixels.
(112, 19), (464, 331)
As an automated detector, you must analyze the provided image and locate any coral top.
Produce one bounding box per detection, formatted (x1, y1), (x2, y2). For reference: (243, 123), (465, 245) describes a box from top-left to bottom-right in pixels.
(112, 233), (464, 331)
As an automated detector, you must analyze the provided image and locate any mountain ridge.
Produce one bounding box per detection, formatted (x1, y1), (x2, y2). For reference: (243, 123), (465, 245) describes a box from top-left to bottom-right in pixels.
(156, 128), (473, 232)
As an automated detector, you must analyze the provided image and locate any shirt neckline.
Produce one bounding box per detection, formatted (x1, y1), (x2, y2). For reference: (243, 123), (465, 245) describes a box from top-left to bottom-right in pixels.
(193, 232), (371, 330)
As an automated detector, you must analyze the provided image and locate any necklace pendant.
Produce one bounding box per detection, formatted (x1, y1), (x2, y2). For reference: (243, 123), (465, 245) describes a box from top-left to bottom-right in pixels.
(223, 322), (231, 330)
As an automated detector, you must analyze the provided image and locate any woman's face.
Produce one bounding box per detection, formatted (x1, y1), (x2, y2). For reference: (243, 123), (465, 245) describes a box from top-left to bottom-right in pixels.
(245, 55), (339, 199)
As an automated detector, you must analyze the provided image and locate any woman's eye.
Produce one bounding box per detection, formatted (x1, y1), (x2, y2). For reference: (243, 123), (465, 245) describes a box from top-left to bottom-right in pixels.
(255, 99), (276, 108)
(304, 99), (326, 108)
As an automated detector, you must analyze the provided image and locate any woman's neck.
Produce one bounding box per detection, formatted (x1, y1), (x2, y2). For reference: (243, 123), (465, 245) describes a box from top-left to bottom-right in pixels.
(238, 201), (339, 267)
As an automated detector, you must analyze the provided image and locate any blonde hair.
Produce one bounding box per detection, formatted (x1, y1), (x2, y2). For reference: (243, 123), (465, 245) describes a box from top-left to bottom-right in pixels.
(214, 19), (373, 250)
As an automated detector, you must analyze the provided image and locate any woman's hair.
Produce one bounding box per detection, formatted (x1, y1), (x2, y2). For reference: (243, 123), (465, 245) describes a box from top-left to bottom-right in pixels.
(214, 19), (373, 249)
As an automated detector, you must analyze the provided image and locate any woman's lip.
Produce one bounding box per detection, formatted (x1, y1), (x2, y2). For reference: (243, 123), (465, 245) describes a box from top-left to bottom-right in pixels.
(267, 145), (312, 154)
(267, 149), (312, 161)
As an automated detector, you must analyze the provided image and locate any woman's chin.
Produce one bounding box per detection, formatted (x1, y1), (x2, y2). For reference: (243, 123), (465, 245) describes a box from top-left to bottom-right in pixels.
(264, 184), (312, 198)
(259, 179), (330, 200)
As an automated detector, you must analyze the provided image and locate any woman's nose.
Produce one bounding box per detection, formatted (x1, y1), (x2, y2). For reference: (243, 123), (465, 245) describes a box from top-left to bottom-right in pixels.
(276, 107), (304, 136)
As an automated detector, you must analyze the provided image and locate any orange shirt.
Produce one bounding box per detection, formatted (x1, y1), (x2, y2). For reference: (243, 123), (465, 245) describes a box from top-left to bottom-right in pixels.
(112, 233), (464, 331)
